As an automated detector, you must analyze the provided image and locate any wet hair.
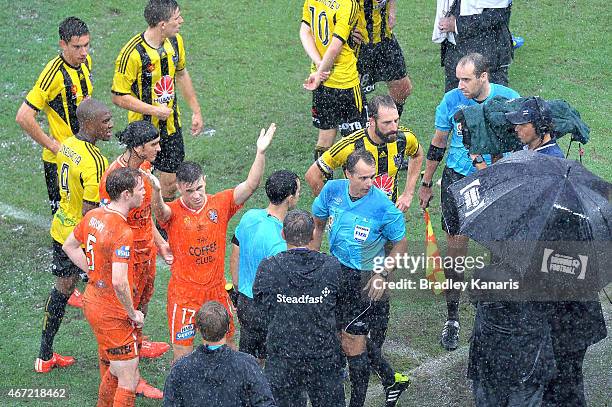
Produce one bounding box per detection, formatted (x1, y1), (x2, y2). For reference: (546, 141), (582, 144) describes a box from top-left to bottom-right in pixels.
(457, 53), (490, 77)
(176, 161), (202, 184)
(196, 301), (230, 342)
(116, 121), (159, 149)
(368, 95), (397, 119)
(283, 210), (314, 247)
(106, 167), (140, 201)
(345, 149), (375, 174)
(76, 98), (108, 127)
(265, 170), (299, 205)
(59, 17), (89, 42)
(144, 0), (180, 27)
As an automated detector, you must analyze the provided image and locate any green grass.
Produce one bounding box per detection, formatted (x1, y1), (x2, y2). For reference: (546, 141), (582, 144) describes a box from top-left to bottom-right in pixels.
(0, 0), (609, 406)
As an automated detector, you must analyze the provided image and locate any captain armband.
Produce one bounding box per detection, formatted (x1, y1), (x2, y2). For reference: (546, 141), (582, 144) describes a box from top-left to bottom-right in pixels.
(426, 144), (446, 162)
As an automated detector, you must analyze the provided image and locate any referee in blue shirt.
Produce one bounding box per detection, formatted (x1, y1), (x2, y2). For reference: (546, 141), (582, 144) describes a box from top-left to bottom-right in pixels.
(230, 170), (300, 363)
(312, 149), (409, 407)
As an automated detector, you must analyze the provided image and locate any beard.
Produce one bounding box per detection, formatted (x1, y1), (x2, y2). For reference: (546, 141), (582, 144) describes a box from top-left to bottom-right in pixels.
(375, 125), (397, 143)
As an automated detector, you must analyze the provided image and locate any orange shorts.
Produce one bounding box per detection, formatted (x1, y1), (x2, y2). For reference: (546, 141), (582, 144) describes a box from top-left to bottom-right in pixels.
(84, 300), (141, 361)
(167, 282), (235, 346)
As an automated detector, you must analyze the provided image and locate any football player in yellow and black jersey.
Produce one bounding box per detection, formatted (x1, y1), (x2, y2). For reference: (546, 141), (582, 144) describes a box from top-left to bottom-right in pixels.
(112, 0), (202, 202)
(300, 0), (368, 161)
(305, 95), (423, 209)
(16, 17), (93, 215)
(353, 0), (412, 118)
(35, 99), (112, 374)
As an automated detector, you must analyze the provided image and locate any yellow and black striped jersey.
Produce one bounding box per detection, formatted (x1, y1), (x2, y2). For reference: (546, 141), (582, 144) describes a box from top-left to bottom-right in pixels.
(317, 126), (419, 201)
(112, 33), (186, 137)
(302, 0), (360, 89)
(25, 54), (93, 163)
(50, 136), (107, 244)
(356, 0), (393, 44)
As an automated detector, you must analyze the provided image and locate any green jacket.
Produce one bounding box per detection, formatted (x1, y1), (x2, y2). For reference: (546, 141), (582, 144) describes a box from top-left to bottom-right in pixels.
(457, 96), (590, 155)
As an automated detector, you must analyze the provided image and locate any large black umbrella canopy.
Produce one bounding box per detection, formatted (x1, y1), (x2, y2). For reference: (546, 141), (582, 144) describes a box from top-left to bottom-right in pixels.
(448, 150), (611, 298)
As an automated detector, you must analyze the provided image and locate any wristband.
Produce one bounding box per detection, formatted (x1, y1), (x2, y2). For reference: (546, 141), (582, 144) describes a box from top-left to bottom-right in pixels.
(421, 180), (433, 188)
(427, 144), (446, 161)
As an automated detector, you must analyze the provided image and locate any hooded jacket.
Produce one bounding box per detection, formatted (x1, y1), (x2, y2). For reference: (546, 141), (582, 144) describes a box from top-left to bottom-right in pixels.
(163, 345), (276, 407)
(253, 248), (342, 361)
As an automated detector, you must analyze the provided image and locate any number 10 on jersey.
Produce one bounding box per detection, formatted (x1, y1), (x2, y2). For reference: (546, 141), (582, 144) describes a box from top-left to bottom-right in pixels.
(309, 6), (330, 46)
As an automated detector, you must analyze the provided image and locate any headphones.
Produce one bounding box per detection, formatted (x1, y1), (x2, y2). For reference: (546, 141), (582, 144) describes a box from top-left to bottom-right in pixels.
(532, 96), (553, 139)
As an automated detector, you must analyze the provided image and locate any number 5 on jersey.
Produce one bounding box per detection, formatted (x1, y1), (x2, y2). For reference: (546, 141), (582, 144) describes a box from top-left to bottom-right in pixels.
(85, 233), (96, 271)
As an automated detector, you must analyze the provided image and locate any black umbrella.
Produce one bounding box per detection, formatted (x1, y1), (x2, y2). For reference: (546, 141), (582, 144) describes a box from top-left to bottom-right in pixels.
(448, 150), (611, 300)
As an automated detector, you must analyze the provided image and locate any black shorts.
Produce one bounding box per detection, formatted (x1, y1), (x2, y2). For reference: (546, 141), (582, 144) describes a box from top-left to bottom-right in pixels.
(440, 166), (466, 236)
(236, 293), (267, 359)
(357, 35), (407, 93)
(337, 265), (390, 336)
(153, 128), (184, 173)
(51, 240), (81, 278)
(43, 162), (60, 215)
(312, 84), (367, 136)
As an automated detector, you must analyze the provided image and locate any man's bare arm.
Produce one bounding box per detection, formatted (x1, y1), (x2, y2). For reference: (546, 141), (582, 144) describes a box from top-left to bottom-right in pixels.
(418, 130), (449, 209)
(233, 124), (276, 205)
(396, 144), (424, 212)
(145, 171), (173, 224)
(299, 22), (322, 66)
(230, 243), (240, 287)
(305, 162), (326, 197)
(310, 217), (327, 251)
(111, 93), (171, 120)
(112, 263), (144, 327)
(175, 69), (203, 136)
(62, 232), (88, 272)
(16, 102), (60, 154)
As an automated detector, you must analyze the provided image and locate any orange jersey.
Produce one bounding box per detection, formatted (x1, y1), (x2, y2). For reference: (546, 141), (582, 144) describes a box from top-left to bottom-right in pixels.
(74, 206), (135, 317)
(99, 159), (154, 262)
(160, 189), (242, 287)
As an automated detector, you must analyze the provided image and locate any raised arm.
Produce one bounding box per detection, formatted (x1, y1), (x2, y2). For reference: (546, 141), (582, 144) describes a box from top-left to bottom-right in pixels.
(144, 170), (173, 225)
(233, 124), (276, 206)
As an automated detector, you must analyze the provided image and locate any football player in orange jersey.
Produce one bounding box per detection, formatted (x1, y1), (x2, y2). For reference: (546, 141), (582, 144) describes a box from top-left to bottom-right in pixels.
(98, 120), (173, 399)
(63, 167), (146, 407)
(147, 123), (276, 362)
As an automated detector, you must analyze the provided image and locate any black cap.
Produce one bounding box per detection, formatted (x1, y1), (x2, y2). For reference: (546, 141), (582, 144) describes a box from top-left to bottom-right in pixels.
(116, 121), (159, 148)
(505, 97), (551, 125)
